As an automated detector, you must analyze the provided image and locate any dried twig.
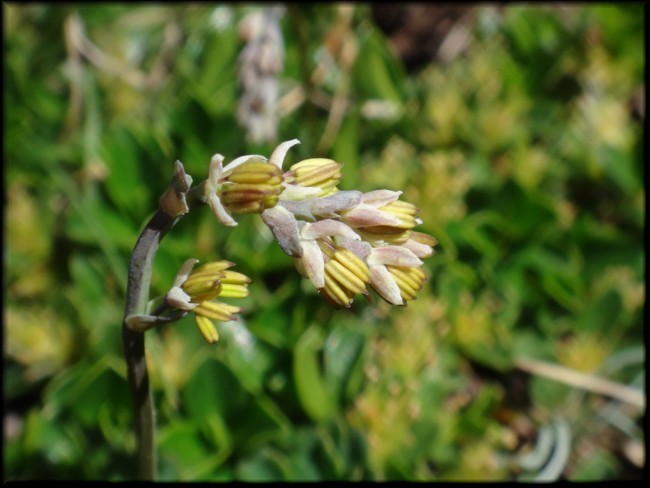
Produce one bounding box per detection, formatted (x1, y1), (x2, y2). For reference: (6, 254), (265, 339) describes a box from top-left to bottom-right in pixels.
(514, 357), (645, 410)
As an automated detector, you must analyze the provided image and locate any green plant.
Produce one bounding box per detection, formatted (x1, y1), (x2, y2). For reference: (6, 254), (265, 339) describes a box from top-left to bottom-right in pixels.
(5, 4), (643, 481)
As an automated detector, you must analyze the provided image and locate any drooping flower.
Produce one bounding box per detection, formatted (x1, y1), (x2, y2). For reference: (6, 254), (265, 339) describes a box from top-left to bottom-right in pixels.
(262, 206), (370, 307)
(166, 259), (251, 343)
(315, 238), (370, 308)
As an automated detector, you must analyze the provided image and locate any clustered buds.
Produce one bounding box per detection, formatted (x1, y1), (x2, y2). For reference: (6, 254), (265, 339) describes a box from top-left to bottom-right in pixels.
(261, 139), (437, 308)
(164, 138), (436, 342)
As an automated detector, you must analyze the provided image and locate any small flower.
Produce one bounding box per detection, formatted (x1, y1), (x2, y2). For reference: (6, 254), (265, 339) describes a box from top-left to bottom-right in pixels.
(166, 259), (251, 343)
(203, 140), (299, 226)
(219, 160), (283, 214)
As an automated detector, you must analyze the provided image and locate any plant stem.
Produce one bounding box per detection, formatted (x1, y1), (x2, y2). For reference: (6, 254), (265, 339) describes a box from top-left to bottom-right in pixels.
(122, 209), (178, 480)
(514, 357), (645, 410)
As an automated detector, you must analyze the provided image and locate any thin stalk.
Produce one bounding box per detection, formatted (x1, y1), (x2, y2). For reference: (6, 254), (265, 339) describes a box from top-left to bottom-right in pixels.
(514, 357), (645, 410)
(122, 209), (178, 480)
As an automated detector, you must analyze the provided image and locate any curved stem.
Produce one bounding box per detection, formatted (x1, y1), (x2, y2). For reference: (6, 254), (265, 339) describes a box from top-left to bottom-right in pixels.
(122, 209), (178, 480)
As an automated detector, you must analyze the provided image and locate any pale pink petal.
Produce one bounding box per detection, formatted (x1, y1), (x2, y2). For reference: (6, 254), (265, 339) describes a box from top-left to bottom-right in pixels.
(367, 246), (422, 267)
(361, 189), (401, 207)
(276, 199), (316, 221)
(261, 205), (303, 256)
(341, 203), (402, 227)
(402, 238), (434, 258)
(301, 219), (360, 241)
(310, 190), (362, 218)
(369, 264), (403, 305)
(300, 239), (325, 288)
(336, 237), (372, 261)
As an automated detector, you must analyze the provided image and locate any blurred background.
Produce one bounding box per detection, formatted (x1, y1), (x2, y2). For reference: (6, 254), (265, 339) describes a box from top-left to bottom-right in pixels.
(4, 3), (644, 481)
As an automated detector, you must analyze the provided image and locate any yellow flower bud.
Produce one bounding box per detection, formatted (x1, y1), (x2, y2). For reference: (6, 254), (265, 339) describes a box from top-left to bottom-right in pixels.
(285, 158), (342, 197)
(318, 243), (370, 308)
(386, 265), (427, 303)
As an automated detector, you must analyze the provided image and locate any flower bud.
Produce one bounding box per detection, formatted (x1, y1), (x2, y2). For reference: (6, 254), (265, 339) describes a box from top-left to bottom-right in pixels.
(284, 158), (342, 197)
(204, 140), (298, 226)
(317, 240), (370, 308)
(360, 200), (420, 235)
(385, 265), (427, 302)
(341, 192), (421, 244)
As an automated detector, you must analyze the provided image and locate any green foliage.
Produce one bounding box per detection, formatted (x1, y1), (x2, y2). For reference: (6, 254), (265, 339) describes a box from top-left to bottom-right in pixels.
(5, 4), (643, 481)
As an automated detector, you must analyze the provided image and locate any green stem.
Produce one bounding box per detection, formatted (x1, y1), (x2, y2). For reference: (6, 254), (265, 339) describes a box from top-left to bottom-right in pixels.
(122, 209), (178, 480)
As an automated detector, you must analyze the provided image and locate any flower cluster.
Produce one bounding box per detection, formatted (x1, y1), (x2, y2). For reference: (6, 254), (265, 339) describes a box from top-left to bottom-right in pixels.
(165, 138), (436, 342)
(260, 139), (437, 308)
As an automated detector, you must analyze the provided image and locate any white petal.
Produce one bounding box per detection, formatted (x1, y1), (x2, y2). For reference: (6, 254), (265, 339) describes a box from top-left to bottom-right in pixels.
(310, 190), (362, 218)
(261, 205), (303, 256)
(369, 265), (403, 305)
(172, 258), (199, 287)
(341, 203), (402, 227)
(208, 193), (238, 226)
(166, 286), (198, 310)
(337, 237), (372, 261)
(222, 154), (268, 176)
(301, 219), (361, 241)
(402, 238), (434, 258)
(367, 246), (422, 267)
(277, 199), (316, 221)
(361, 189), (401, 207)
(269, 138), (300, 168)
(300, 240), (325, 289)
(209, 154), (225, 186)
(279, 183), (322, 201)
